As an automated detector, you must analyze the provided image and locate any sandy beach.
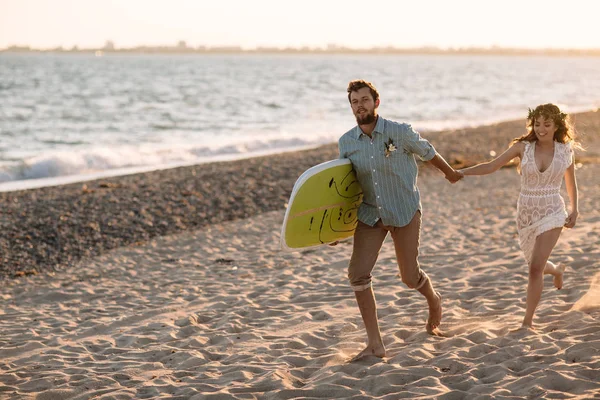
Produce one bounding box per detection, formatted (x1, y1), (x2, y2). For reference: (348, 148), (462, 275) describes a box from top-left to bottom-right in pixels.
(1, 111), (600, 399)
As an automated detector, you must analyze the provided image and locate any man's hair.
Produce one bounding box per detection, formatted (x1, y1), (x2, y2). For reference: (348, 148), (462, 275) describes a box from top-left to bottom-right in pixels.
(347, 80), (379, 103)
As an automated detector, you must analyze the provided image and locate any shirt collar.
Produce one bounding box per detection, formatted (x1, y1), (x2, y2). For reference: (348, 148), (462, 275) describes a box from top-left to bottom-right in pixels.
(354, 115), (385, 139)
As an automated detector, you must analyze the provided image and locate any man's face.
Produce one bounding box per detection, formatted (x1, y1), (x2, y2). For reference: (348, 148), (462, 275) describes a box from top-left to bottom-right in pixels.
(350, 87), (379, 125)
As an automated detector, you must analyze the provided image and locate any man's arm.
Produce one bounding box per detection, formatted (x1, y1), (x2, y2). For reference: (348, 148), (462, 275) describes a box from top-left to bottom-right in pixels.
(402, 124), (461, 183)
(428, 153), (463, 183)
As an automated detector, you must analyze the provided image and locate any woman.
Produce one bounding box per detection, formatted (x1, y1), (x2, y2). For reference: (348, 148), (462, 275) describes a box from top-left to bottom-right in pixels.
(459, 104), (579, 329)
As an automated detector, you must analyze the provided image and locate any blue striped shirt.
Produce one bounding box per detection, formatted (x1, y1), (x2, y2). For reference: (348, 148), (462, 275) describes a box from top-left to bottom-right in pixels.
(338, 116), (436, 227)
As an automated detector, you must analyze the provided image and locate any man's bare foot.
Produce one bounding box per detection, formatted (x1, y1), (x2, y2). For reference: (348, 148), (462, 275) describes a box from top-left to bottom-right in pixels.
(427, 326), (446, 337)
(426, 292), (444, 336)
(509, 324), (535, 333)
(552, 263), (566, 290)
(348, 343), (386, 362)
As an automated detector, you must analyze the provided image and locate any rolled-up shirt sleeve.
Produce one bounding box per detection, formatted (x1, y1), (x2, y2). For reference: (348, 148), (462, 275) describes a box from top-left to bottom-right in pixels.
(402, 124), (436, 161)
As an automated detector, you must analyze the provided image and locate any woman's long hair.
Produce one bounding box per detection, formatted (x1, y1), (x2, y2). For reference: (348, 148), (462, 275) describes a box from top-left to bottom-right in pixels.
(512, 103), (578, 146)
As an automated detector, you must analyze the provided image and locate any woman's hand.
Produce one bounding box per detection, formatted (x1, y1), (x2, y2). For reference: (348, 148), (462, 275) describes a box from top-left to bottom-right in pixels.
(564, 210), (579, 228)
(445, 169), (463, 183)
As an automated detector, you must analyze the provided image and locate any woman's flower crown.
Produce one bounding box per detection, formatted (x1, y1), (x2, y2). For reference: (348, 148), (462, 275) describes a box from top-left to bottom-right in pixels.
(527, 107), (567, 122)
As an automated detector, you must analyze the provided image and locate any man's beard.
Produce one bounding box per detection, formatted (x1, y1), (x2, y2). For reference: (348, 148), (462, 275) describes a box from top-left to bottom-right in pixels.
(355, 110), (376, 125)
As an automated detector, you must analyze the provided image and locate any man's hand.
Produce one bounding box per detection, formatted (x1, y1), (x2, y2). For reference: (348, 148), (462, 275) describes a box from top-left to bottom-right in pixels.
(445, 169), (463, 184)
(428, 154), (464, 184)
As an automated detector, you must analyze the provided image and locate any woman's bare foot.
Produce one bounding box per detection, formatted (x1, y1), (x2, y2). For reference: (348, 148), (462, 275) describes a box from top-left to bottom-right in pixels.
(545, 261), (566, 289)
(348, 343), (386, 362)
(553, 263), (566, 290)
(426, 292), (444, 336)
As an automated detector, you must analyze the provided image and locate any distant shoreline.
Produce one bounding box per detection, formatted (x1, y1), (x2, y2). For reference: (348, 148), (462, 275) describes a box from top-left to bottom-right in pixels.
(3, 46), (600, 57)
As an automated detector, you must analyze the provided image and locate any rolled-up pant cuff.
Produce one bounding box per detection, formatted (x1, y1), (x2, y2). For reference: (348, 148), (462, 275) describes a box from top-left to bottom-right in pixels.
(414, 271), (429, 290)
(351, 282), (372, 292)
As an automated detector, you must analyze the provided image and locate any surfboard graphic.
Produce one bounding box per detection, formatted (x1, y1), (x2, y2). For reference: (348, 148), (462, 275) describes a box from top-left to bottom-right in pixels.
(281, 159), (363, 251)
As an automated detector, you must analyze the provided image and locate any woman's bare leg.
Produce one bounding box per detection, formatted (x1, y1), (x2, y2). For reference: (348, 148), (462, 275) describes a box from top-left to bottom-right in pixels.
(522, 228), (562, 328)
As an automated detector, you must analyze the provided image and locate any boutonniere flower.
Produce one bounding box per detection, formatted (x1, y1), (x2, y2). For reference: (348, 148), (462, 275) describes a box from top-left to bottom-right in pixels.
(384, 138), (397, 157)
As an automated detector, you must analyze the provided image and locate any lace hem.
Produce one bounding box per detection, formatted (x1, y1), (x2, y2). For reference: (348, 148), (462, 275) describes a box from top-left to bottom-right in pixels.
(518, 211), (567, 264)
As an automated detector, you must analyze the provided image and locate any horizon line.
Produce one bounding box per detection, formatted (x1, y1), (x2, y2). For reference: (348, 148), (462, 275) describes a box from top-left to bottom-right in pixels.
(3, 43), (600, 56)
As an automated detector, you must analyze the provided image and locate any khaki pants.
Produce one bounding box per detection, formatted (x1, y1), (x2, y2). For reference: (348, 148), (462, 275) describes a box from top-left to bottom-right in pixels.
(348, 211), (428, 291)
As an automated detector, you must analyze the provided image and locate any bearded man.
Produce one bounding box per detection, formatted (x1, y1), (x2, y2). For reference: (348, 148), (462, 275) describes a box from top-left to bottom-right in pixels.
(337, 79), (462, 360)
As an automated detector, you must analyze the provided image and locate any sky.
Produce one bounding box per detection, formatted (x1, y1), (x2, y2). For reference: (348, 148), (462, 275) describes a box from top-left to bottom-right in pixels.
(2, 0), (600, 50)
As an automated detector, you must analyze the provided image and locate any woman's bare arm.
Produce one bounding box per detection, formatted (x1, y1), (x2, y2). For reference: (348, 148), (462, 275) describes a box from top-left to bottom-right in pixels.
(460, 142), (524, 176)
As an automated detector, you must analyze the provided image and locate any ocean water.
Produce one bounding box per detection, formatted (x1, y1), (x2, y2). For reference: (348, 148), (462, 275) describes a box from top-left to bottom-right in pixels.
(1, 53), (600, 191)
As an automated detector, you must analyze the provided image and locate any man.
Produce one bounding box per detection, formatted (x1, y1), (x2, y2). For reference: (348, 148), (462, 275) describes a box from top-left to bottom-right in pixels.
(337, 79), (462, 360)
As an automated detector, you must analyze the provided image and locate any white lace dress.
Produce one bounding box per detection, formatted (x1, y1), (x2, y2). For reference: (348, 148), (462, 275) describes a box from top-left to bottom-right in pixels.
(517, 141), (573, 264)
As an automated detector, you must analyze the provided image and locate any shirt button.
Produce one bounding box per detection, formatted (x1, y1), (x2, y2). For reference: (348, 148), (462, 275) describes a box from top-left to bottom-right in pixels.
(372, 169), (375, 172)
(377, 196), (380, 198)
(371, 156), (373, 159)
(379, 207), (382, 209)
(375, 182), (378, 185)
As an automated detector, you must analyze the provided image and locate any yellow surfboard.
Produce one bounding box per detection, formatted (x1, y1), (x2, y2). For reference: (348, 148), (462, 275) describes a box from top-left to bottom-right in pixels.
(281, 159), (363, 251)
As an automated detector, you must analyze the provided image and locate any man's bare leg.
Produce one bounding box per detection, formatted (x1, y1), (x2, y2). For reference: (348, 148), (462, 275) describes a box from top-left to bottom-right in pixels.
(390, 211), (443, 336)
(417, 277), (444, 336)
(350, 286), (386, 361)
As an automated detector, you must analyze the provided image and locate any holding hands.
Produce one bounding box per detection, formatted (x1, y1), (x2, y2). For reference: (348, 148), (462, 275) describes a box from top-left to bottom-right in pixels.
(445, 169), (464, 184)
